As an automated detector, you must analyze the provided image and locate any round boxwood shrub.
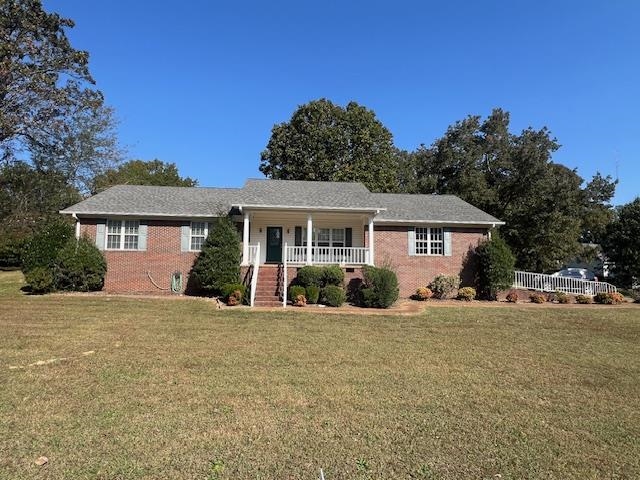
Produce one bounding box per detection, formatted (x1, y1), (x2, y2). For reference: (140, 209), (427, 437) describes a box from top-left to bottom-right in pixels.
(554, 291), (570, 304)
(505, 291), (518, 303)
(305, 285), (320, 304)
(25, 266), (55, 294)
(54, 237), (106, 292)
(296, 266), (324, 288)
(22, 217), (74, 274)
(322, 265), (344, 287)
(358, 265), (399, 308)
(321, 285), (346, 307)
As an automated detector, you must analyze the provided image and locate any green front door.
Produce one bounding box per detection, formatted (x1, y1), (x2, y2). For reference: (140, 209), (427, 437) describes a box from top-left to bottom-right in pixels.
(266, 226), (283, 263)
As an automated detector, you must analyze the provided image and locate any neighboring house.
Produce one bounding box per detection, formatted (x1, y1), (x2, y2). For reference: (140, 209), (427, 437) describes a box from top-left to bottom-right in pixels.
(60, 179), (503, 305)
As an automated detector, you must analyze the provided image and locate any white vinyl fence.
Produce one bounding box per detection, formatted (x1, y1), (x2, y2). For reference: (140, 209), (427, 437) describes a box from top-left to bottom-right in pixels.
(513, 270), (617, 295)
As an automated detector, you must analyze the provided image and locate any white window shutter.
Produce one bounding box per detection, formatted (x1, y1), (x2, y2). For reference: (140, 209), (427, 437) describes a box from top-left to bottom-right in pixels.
(408, 226), (416, 256)
(444, 228), (452, 256)
(181, 224), (190, 252)
(138, 221), (148, 251)
(95, 220), (106, 250)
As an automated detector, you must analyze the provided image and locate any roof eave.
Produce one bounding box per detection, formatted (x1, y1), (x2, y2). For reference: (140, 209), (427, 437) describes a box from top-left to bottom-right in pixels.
(234, 204), (387, 213)
(374, 219), (505, 226)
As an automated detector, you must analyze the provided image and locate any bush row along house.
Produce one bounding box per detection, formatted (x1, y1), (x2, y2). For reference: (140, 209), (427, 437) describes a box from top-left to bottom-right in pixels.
(60, 179), (503, 305)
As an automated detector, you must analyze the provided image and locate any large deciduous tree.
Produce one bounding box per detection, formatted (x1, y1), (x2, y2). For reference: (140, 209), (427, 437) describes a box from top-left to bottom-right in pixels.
(259, 99), (400, 192)
(602, 198), (640, 288)
(30, 103), (123, 195)
(0, 0), (104, 162)
(91, 159), (197, 193)
(413, 108), (616, 272)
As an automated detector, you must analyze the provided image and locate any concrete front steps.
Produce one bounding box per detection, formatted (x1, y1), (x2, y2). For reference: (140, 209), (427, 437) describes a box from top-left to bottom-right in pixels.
(253, 265), (282, 307)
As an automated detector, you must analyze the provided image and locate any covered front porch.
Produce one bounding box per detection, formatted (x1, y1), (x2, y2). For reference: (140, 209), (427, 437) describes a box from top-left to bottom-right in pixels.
(239, 209), (375, 267)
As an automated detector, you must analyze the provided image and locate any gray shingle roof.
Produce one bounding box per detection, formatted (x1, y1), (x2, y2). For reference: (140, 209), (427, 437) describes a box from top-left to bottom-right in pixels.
(61, 179), (503, 225)
(372, 193), (503, 224)
(237, 179), (380, 210)
(60, 185), (243, 217)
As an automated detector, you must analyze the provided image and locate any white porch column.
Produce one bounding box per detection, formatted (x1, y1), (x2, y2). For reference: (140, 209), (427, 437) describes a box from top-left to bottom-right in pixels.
(306, 214), (313, 265)
(242, 211), (250, 266)
(368, 216), (375, 265)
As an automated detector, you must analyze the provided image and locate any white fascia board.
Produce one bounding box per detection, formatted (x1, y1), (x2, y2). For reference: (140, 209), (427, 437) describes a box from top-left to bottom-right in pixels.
(374, 219), (505, 227)
(233, 204), (387, 213)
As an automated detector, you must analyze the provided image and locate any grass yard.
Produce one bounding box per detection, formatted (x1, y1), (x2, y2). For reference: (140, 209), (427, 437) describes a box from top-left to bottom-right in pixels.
(1, 271), (639, 479)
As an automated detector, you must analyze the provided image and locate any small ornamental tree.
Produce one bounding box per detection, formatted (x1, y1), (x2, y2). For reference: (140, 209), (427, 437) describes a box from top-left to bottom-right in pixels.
(54, 237), (106, 291)
(476, 232), (516, 300)
(190, 217), (241, 296)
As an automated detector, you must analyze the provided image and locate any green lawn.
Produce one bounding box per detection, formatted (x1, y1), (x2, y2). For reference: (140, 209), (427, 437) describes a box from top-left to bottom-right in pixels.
(1, 271), (639, 479)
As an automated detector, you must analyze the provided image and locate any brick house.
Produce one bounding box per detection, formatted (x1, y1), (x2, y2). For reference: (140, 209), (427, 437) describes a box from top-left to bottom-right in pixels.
(60, 179), (503, 306)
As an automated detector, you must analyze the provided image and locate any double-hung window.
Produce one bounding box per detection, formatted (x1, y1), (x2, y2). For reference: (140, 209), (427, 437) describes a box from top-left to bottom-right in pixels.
(190, 221), (208, 251)
(302, 227), (346, 247)
(106, 220), (139, 250)
(415, 227), (444, 255)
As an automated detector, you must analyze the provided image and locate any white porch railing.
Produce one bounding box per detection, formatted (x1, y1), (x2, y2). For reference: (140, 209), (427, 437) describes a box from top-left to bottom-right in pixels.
(246, 244), (259, 265)
(249, 243), (260, 307)
(513, 270), (617, 295)
(284, 246), (370, 265)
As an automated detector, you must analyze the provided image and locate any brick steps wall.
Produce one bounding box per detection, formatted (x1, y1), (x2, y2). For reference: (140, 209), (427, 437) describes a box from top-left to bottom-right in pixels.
(253, 266), (282, 307)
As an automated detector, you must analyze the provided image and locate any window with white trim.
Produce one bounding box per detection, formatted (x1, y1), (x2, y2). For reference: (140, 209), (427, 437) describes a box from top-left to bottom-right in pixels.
(106, 220), (139, 250)
(190, 221), (208, 251)
(303, 227), (345, 247)
(415, 227), (444, 255)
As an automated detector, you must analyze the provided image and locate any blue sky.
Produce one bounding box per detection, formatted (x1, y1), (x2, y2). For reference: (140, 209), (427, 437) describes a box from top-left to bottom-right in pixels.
(50, 1), (639, 204)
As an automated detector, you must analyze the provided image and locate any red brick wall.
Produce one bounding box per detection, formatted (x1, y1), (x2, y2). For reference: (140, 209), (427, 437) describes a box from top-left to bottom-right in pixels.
(81, 218), (487, 298)
(80, 219), (197, 294)
(370, 225), (487, 297)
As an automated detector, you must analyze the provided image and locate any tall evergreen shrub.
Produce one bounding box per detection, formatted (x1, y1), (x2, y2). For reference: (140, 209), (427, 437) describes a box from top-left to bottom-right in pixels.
(476, 232), (515, 300)
(190, 217), (241, 295)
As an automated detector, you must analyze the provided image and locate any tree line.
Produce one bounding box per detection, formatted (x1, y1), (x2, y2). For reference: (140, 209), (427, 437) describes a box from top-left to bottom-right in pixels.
(259, 98), (637, 284)
(0, 1), (637, 289)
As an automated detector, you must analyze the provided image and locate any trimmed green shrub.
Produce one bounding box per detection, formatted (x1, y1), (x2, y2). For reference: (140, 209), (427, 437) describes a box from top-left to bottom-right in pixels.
(53, 237), (106, 292)
(358, 265), (399, 308)
(457, 287), (476, 301)
(505, 291), (518, 303)
(221, 283), (246, 303)
(555, 291), (570, 304)
(305, 285), (320, 304)
(190, 217), (241, 296)
(321, 285), (346, 307)
(529, 293), (545, 304)
(476, 233), (515, 300)
(429, 274), (460, 299)
(25, 266), (55, 294)
(22, 218), (74, 274)
(576, 294), (593, 304)
(289, 285), (306, 300)
(296, 266), (324, 288)
(322, 265), (344, 287)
